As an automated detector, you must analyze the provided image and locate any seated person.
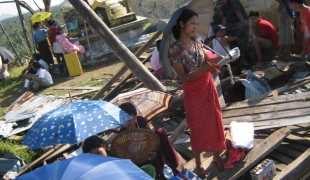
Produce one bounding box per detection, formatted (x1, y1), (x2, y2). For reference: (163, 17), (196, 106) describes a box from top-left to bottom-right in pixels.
(32, 53), (49, 71)
(119, 102), (179, 179)
(249, 10), (279, 68)
(0, 55), (9, 82)
(150, 40), (165, 78)
(25, 62), (53, 92)
(56, 26), (89, 61)
(209, 25), (238, 56)
(82, 135), (156, 179)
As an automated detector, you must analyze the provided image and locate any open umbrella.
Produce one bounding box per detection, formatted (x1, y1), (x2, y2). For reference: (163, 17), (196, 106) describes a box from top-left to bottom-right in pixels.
(142, 19), (169, 35)
(0, 46), (15, 63)
(110, 88), (173, 121)
(29, 12), (52, 23)
(16, 154), (153, 180)
(159, 0), (215, 78)
(22, 100), (133, 150)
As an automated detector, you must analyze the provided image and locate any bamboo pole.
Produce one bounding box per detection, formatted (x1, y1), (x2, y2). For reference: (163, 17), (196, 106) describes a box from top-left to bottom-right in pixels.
(14, 0), (32, 56)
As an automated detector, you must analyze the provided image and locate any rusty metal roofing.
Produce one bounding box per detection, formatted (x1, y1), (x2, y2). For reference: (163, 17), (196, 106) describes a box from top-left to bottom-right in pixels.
(0, 92), (70, 138)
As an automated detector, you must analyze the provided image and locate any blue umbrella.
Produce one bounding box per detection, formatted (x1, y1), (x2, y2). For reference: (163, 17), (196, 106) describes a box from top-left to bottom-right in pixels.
(22, 100), (133, 150)
(16, 154), (153, 180)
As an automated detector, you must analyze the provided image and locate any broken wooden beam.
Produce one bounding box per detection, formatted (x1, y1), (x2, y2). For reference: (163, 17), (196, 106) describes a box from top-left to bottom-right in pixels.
(213, 127), (291, 180)
(273, 148), (310, 180)
(89, 30), (163, 100)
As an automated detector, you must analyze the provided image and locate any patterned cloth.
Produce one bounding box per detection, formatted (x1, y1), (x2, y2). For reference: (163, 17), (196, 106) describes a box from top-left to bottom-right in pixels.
(301, 7), (310, 53)
(278, 10), (294, 45)
(56, 33), (85, 54)
(169, 40), (226, 152)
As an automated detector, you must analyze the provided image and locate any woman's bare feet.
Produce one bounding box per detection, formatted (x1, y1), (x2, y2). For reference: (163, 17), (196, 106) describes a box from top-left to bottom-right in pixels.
(277, 52), (286, 60)
(194, 166), (206, 178)
(213, 156), (224, 170)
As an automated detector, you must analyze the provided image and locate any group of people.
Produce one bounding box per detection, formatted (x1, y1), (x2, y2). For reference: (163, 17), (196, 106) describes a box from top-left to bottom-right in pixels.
(23, 53), (53, 92)
(166, 0), (309, 178)
(25, 19), (89, 92)
(82, 102), (179, 179)
(32, 19), (88, 68)
(207, 0), (309, 70)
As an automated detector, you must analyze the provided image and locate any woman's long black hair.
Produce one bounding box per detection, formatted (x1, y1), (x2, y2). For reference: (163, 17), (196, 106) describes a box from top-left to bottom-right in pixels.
(171, 9), (198, 40)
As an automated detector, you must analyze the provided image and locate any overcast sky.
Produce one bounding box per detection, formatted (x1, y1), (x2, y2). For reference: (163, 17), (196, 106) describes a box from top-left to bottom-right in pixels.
(0, 0), (64, 15)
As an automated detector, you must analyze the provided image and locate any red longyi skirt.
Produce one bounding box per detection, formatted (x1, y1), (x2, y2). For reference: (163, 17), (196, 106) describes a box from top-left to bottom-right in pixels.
(183, 72), (226, 152)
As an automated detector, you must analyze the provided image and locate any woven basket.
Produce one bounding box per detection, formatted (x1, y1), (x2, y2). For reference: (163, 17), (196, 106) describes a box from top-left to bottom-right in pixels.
(111, 128), (160, 161)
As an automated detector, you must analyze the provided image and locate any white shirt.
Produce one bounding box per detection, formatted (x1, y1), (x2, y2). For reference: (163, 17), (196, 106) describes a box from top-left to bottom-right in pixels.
(212, 37), (230, 56)
(36, 68), (53, 84)
(38, 59), (49, 70)
(150, 49), (162, 71)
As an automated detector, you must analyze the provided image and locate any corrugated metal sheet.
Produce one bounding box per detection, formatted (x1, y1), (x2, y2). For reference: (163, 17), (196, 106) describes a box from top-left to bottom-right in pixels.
(0, 92), (69, 138)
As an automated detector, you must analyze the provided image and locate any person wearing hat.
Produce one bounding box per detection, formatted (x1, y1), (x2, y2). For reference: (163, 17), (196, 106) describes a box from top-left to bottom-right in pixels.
(55, 26), (89, 62)
(209, 24), (238, 56)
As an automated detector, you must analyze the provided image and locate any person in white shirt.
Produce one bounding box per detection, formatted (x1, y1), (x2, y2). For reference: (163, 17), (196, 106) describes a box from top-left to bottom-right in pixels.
(209, 25), (238, 56)
(32, 53), (49, 71)
(26, 62), (53, 92)
(0, 55), (10, 81)
(150, 40), (164, 78)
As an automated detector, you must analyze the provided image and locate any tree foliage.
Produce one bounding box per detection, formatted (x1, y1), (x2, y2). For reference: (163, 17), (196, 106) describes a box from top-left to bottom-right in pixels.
(0, 0), (188, 56)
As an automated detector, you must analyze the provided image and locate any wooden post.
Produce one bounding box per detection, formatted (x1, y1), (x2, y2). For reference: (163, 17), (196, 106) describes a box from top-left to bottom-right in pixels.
(90, 31), (163, 100)
(68, 0), (165, 94)
(103, 53), (152, 100)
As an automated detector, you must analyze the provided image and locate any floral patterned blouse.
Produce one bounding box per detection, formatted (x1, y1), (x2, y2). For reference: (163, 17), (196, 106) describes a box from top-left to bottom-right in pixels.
(168, 38), (205, 74)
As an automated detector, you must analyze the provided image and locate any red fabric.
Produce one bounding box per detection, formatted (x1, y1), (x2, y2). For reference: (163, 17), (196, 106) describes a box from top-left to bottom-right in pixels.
(257, 18), (279, 46)
(300, 7), (310, 53)
(183, 73), (226, 152)
(49, 27), (57, 43)
(224, 148), (245, 169)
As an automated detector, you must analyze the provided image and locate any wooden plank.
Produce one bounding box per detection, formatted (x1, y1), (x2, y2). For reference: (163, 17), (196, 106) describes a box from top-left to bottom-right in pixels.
(224, 91), (310, 110)
(223, 108), (310, 125)
(274, 144), (302, 159)
(251, 76), (310, 100)
(249, 116), (310, 130)
(168, 119), (187, 144)
(17, 145), (65, 176)
(223, 101), (310, 118)
(268, 151), (294, 164)
(213, 127), (291, 180)
(174, 144), (193, 160)
(282, 141), (309, 152)
(89, 29), (163, 100)
(43, 144), (72, 161)
(274, 148), (310, 180)
(7, 135), (23, 141)
(53, 87), (101, 90)
(64, 89), (98, 97)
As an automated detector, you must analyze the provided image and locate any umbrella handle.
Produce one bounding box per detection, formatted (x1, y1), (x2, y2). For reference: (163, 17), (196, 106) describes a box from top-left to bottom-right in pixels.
(192, 37), (232, 59)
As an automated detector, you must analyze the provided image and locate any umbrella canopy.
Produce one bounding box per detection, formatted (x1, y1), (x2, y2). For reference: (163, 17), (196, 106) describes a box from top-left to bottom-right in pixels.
(159, 0), (214, 78)
(110, 88), (173, 121)
(0, 46), (15, 63)
(22, 100), (133, 150)
(29, 12), (52, 23)
(16, 154), (153, 180)
(142, 19), (169, 35)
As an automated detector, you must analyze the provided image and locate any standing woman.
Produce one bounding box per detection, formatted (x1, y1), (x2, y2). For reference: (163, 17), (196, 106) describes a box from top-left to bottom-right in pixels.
(168, 9), (227, 177)
(276, 0), (295, 60)
(32, 22), (54, 66)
